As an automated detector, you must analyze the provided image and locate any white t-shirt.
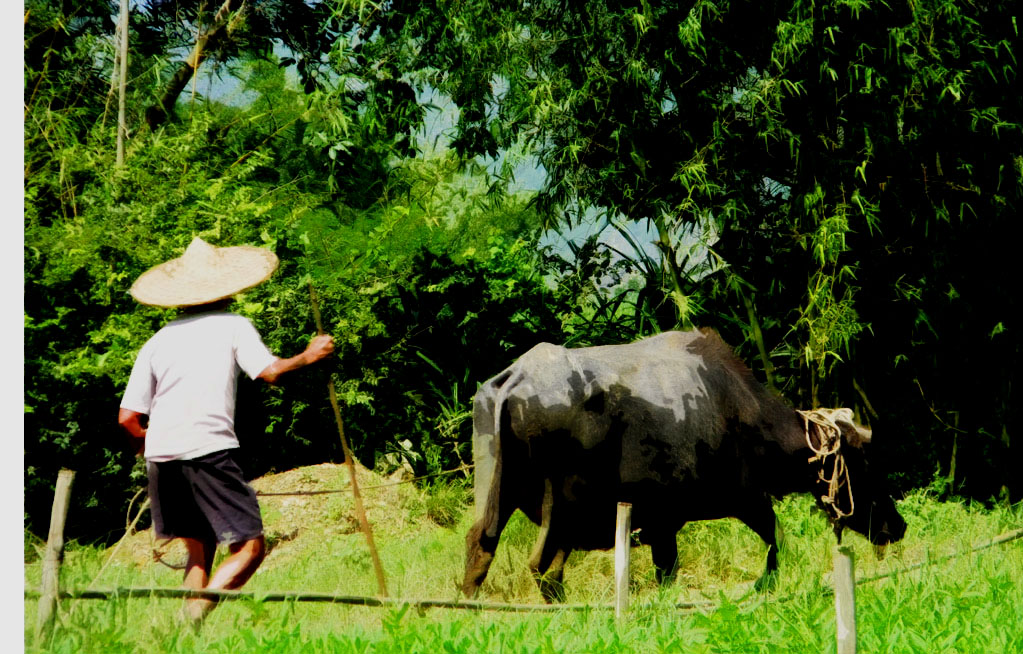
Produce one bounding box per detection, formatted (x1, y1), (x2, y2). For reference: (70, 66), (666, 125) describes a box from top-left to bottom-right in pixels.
(120, 310), (277, 461)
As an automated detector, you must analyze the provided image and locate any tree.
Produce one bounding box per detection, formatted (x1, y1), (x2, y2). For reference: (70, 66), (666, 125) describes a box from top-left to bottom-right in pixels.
(24, 0), (1021, 545)
(129, 0), (339, 129)
(23, 11), (567, 538)
(326, 0), (1021, 499)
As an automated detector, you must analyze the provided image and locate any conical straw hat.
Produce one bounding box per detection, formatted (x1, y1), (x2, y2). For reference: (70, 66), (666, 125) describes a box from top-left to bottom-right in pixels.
(130, 237), (279, 307)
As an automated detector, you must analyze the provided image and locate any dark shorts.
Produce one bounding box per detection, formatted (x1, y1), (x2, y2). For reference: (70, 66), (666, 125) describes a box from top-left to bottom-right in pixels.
(147, 449), (263, 545)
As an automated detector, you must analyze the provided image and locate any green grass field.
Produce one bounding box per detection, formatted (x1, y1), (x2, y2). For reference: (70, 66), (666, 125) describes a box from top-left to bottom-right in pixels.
(24, 465), (1023, 653)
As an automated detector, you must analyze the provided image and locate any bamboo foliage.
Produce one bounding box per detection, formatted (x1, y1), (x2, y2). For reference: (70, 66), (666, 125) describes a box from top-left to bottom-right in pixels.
(22, 0), (1023, 544)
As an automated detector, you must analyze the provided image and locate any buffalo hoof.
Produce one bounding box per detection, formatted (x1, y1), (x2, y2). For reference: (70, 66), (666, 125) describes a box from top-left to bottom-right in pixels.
(654, 568), (678, 587)
(753, 569), (778, 593)
(536, 575), (567, 604)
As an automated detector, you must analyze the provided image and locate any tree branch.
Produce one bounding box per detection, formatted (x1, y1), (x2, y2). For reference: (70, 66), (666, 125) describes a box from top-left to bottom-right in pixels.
(145, 0), (247, 130)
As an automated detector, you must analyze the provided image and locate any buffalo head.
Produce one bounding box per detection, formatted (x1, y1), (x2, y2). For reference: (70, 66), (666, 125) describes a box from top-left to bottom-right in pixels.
(805, 409), (907, 548)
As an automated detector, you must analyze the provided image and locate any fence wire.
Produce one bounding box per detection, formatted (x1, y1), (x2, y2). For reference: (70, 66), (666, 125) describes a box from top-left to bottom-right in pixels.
(28, 528), (1022, 614)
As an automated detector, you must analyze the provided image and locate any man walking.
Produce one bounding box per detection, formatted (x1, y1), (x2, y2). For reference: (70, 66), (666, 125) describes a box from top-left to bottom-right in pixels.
(118, 237), (334, 624)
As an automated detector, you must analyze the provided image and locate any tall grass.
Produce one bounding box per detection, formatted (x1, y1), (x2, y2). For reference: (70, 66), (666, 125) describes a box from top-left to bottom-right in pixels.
(25, 485), (1023, 653)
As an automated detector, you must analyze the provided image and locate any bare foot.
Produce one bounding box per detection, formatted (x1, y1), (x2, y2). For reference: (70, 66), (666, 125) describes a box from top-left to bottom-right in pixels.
(184, 597), (216, 629)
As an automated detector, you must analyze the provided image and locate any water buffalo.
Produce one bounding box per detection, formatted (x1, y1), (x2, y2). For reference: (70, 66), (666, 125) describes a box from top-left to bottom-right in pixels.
(462, 329), (906, 602)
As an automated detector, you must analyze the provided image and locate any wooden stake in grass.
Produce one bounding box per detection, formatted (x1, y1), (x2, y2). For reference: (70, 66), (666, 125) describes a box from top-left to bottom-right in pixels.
(833, 545), (857, 654)
(309, 284), (388, 598)
(36, 469), (75, 644)
(614, 502), (632, 621)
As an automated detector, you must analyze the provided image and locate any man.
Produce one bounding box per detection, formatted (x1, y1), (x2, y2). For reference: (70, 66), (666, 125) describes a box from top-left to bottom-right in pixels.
(118, 237), (334, 624)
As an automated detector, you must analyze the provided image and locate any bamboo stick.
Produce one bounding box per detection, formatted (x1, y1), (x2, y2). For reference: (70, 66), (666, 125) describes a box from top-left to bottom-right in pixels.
(309, 284), (388, 598)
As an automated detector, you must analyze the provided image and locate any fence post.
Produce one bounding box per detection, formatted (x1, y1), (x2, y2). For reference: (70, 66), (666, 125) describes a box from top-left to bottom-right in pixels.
(36, 469), (76, 644)
(833, 545), (857, 654)
(614, 502), (632, 620)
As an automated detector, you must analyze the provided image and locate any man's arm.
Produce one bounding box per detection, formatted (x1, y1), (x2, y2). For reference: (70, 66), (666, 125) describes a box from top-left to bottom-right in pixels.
(258, 334), (335, 384)
(118, 408), (147, 457)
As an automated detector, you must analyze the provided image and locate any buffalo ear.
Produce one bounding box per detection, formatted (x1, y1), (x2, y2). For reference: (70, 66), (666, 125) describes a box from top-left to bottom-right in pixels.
(830, 408), (872, 448)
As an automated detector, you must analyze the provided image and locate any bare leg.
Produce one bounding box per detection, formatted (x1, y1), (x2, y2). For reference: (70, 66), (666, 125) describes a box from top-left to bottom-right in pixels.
(186, 535), (266, 621)
(208, 536), (266, 590)
(181, 537), (216, 622)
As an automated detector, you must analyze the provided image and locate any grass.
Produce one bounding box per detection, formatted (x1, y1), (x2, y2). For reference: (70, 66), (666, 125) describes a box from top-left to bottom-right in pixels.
(23, 467), (1023, 653)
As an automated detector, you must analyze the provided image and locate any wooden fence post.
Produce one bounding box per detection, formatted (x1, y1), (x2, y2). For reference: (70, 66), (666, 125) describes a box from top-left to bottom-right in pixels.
(614, 502), (632, 620)
(833, 545), (857, 654)
(35, 469), (75, 644)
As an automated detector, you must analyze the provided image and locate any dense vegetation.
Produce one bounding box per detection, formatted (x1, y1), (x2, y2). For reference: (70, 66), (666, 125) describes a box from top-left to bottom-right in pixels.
(24, 0), (1021, 543)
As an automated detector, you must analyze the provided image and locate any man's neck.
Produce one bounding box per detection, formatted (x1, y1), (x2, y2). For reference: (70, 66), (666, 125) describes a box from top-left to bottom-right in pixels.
(179, 299), (234, 315)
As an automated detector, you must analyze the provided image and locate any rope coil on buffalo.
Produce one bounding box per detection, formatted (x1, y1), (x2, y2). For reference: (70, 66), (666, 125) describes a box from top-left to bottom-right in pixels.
(798, 409), (855, 523)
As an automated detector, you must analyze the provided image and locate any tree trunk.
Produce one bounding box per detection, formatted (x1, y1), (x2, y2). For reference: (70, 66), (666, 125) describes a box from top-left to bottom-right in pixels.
(116, 0), (129, 166)
(144, 0), (246, 130)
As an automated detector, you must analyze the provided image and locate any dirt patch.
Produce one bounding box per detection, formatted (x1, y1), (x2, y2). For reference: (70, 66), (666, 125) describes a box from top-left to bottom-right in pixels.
(106, 462), (426, 571)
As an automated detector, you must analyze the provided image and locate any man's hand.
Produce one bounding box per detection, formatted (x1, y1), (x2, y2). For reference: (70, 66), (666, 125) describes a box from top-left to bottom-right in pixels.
(258, 334), (336, 384)
(304, 334), (335, 363)
(118, 409), (147, 457)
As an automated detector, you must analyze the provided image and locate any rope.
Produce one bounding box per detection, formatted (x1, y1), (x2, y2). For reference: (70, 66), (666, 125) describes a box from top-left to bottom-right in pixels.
(152, 539), (187, 571)
(797, 409), (854, 521)
(81, 489), (150, 593)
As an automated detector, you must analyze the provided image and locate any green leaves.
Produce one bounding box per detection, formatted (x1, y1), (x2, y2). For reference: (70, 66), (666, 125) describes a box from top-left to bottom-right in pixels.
(23, 0), (1023, 540)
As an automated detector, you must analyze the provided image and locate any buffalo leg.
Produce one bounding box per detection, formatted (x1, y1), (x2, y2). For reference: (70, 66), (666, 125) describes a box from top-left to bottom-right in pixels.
(526, 479), (569, 603)
(462, 503), (515, 598)
(735, 496), (780, 592)
(532, 545), (570, 604)
(649, 527), (682, 586)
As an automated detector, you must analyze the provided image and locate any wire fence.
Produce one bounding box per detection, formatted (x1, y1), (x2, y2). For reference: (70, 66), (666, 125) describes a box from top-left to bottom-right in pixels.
(29, 519), (1022, 614)
(27, 466), (1023, 654)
